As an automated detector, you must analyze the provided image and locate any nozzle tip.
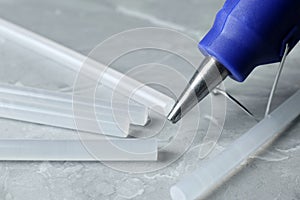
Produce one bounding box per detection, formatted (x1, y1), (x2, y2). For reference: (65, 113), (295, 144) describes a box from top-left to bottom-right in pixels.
(166, 57), (229, 124)
(167, 105), (182, 123)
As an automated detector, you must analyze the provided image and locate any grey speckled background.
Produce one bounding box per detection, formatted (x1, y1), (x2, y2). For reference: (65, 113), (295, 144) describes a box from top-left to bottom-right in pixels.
(0, 0), (299, 199)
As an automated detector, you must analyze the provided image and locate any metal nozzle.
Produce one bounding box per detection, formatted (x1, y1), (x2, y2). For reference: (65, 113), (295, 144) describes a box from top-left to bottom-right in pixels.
(167, 56), (228, 123)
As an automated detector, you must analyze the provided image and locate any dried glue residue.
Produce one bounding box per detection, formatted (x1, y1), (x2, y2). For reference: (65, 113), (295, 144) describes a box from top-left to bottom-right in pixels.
(116, 178), (144, 199)
(13, 81), (24, 87)
(252, 150), (289, 162)
(276, 143), (300, 153)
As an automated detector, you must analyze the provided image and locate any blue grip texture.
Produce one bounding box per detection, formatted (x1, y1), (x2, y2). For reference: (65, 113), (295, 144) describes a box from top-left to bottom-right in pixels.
(199, 0), (300, 82)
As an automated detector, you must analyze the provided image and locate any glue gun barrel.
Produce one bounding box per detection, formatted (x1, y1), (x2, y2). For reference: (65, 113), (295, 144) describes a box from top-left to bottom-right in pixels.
(168, 0), (300, 123)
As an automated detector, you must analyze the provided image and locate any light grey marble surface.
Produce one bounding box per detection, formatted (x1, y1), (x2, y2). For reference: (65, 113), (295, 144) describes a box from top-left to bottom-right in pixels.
(0, 0), (299, 199)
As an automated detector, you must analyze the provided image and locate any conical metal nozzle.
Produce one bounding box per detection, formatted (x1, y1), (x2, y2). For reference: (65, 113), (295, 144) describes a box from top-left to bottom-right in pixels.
(167, 56), (228, 123)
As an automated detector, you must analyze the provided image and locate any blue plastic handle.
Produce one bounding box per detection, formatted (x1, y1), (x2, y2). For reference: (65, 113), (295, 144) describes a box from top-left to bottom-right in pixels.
(199, 0), (300, 82)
